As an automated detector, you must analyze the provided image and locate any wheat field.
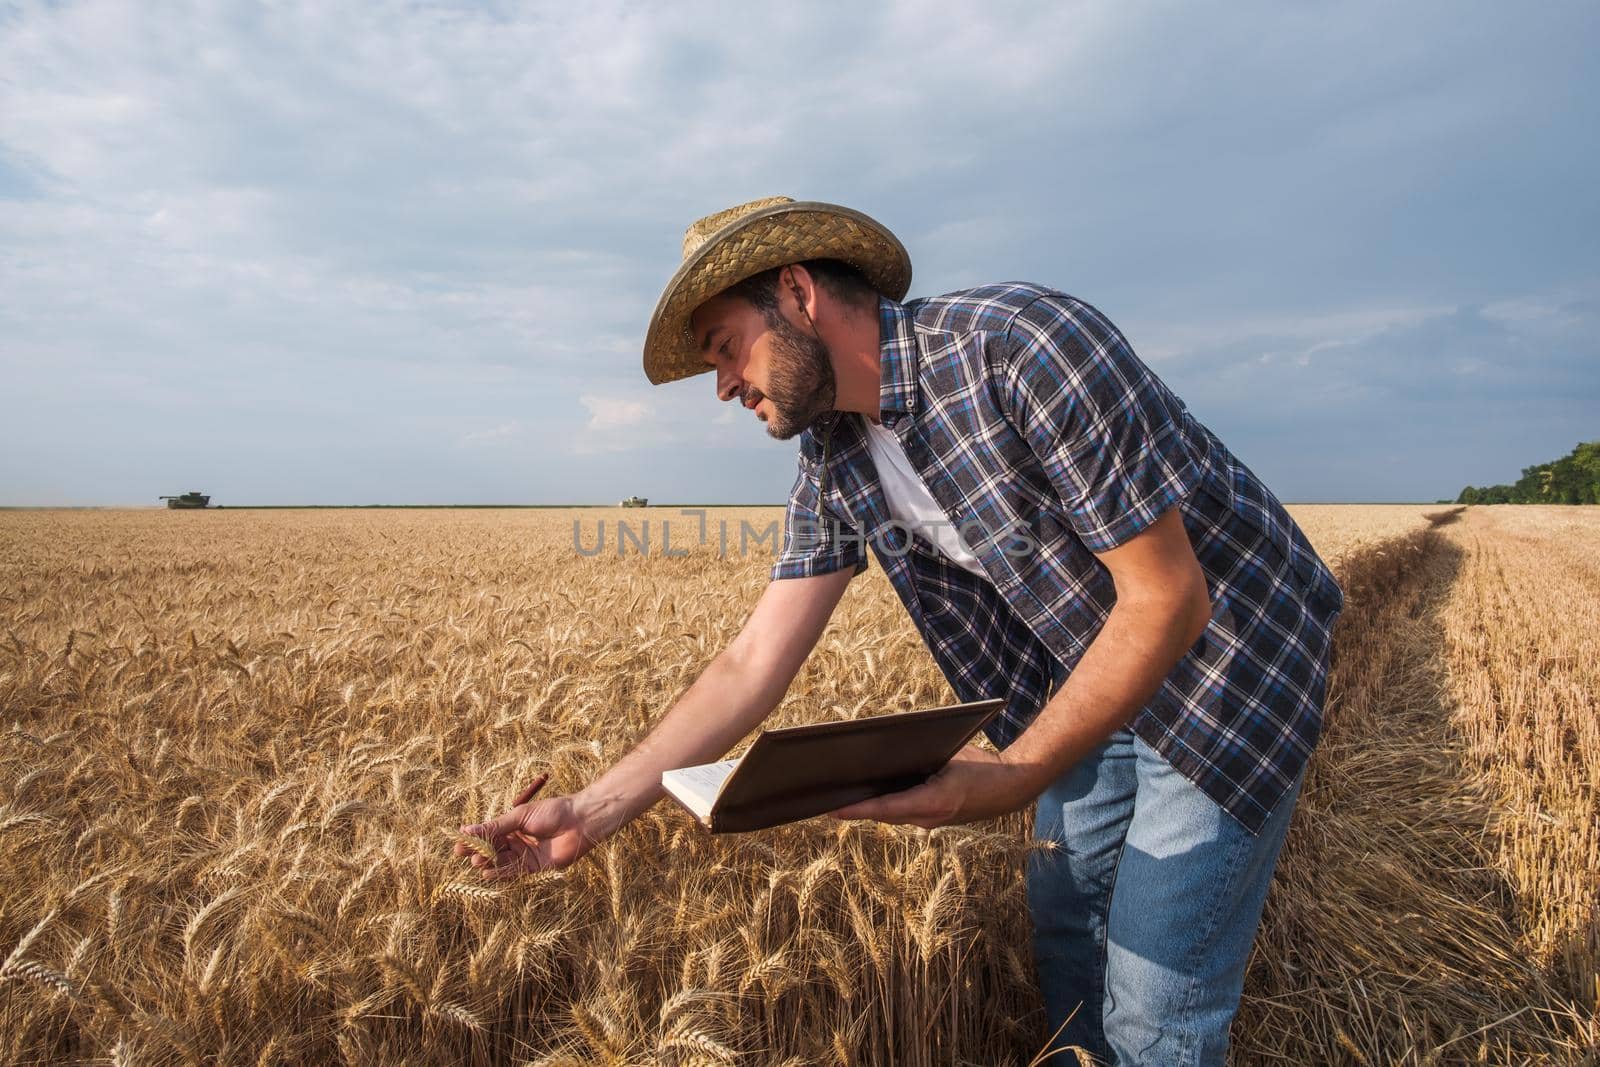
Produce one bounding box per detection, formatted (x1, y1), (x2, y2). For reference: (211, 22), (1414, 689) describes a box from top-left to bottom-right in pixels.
(0, 504), (1594, 1064)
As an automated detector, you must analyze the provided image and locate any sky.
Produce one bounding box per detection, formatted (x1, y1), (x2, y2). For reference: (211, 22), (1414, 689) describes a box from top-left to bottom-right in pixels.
(2, 1), (1596, 506)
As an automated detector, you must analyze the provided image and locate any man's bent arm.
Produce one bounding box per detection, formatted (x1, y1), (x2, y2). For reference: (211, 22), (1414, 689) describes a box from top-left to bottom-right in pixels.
(999, 506), (1212, 794)
(825, 506), (1211, 829)
(572, 566), (855, 841)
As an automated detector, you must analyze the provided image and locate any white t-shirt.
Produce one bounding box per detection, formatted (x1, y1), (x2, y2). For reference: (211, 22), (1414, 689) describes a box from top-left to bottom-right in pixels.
(859, 417), (989, 578)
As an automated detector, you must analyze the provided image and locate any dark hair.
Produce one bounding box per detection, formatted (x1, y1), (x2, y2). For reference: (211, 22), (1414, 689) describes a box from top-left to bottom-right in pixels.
(722, 258), (878, 321)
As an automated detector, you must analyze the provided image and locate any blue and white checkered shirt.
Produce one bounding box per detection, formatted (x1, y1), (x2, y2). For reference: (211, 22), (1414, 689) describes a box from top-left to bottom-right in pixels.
(772, 284), (1344, 834)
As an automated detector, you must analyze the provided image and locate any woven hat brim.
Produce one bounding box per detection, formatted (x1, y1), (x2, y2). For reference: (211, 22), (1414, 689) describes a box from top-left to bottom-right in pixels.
(643, 202), (911, 386)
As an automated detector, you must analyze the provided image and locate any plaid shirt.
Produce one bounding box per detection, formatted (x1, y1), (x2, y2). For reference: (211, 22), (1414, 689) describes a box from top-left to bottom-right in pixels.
(771, 284), (1344, 834)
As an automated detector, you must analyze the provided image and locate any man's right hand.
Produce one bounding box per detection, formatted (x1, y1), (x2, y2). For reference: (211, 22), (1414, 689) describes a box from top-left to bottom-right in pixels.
(453, 794), (599, 880)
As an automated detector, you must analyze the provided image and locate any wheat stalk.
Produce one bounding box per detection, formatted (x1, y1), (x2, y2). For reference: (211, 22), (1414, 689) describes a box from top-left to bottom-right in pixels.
(1, 504), (1590, 1063)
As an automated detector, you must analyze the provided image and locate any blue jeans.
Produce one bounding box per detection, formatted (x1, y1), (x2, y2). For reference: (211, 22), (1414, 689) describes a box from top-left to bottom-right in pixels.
(1026, 722), (1304, 1066)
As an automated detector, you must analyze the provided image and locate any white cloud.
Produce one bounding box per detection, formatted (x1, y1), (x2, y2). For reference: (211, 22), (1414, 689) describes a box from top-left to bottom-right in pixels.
(1130, 302), (1452, 365)
(457, 420), (525, 448)
(566, 393), (656, 455)
(580, 394), (651, 431)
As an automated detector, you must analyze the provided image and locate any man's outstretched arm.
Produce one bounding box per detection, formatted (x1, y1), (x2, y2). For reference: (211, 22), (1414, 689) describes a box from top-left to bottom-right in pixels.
(573, 565), (855, 839)
(455, 565), (855, 879)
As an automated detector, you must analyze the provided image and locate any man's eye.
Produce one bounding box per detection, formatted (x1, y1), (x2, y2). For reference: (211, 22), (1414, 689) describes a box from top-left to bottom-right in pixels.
(719, 340), (732, 360)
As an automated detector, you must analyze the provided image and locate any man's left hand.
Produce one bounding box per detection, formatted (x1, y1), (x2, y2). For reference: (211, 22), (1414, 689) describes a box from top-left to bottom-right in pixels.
(827, 744), (1041, 829)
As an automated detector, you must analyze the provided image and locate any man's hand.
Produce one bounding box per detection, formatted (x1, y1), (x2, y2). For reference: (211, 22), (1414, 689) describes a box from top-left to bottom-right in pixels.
(826, 744), (1041, 829)
(452, 794), (599, 881)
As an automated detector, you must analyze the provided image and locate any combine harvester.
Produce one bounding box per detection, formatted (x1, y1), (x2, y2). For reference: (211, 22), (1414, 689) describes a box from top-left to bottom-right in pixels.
(158, 491), (211, 509)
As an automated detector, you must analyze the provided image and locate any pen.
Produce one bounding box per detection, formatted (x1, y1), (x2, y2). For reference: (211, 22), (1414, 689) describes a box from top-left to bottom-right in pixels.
(512, 772), (550, 807)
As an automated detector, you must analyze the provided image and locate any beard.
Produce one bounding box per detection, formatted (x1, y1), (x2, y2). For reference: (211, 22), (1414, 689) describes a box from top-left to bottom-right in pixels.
(759, 312), (837, 440)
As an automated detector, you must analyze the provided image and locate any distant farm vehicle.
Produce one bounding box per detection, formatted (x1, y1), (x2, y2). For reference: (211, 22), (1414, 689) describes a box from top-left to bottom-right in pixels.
(159, 491), (211, 509)
(620, 496), (648, 507)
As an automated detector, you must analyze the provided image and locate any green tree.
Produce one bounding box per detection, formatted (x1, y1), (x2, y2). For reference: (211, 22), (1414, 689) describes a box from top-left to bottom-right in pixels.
(1457, 441), (1600, 504)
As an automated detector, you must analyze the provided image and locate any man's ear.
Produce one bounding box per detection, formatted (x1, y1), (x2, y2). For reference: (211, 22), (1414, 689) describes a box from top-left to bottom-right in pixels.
(783, 264), (820, 335)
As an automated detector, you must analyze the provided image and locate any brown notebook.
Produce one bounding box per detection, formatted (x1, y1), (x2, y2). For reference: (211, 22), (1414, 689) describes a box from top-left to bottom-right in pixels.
(659, 697), (1006, 834)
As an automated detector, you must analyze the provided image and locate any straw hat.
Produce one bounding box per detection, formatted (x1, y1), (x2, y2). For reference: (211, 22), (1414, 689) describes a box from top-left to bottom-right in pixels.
(642, 196), (912, 385)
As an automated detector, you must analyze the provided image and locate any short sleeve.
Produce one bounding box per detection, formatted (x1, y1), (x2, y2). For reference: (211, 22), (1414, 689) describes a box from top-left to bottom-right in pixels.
(996, 294), (1203, 553)
(769, 441), (870, 581)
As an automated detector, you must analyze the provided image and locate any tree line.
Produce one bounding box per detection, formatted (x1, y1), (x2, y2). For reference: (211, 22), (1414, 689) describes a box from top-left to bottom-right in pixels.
(1457, 441), (1600, 505)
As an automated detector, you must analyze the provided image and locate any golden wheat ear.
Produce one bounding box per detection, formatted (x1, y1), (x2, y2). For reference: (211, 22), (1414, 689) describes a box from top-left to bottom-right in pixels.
(448, 829), (499, 862)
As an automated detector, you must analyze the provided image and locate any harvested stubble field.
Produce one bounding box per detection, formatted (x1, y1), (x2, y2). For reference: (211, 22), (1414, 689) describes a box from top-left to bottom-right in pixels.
(0, 504), (1594, 1065)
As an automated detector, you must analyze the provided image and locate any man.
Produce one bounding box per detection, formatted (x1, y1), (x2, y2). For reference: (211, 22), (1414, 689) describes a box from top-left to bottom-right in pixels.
(454, 197), (1344, 1063)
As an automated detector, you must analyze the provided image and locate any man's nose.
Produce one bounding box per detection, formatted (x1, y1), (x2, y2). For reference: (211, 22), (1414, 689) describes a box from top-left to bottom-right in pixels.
(716, 365), (742, 403)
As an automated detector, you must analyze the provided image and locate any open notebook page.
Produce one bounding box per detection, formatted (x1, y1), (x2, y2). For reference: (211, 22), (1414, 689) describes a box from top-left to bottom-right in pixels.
(660, 759), (741, 823)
